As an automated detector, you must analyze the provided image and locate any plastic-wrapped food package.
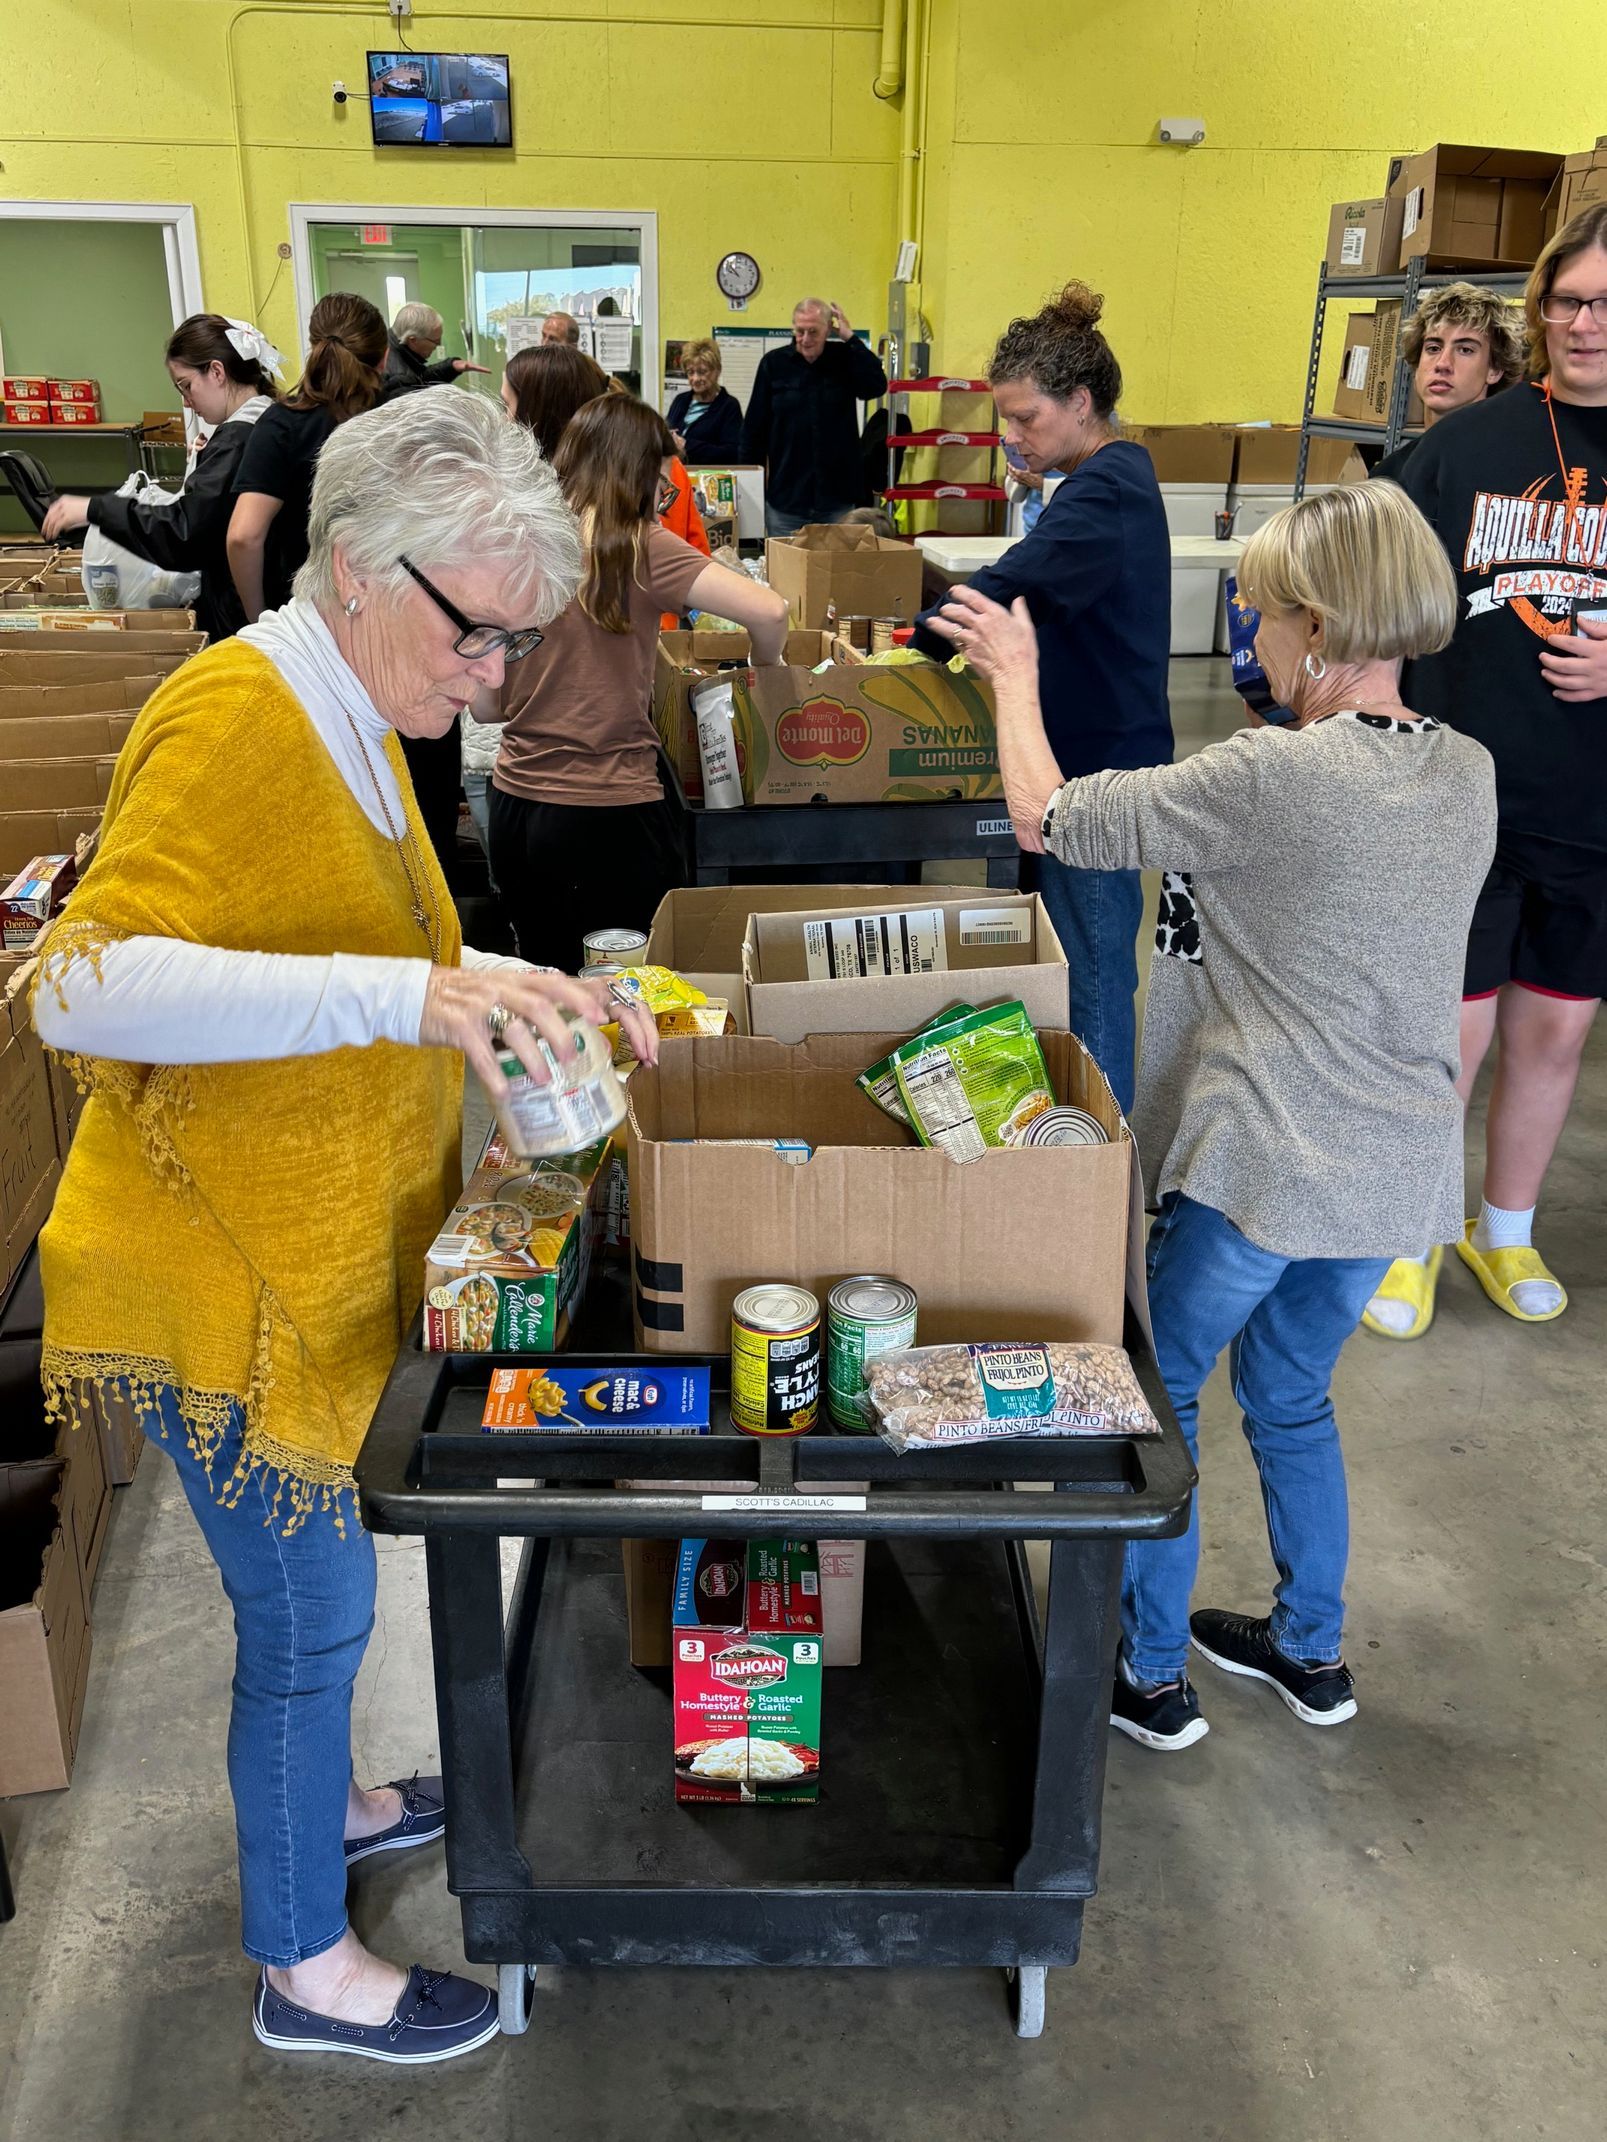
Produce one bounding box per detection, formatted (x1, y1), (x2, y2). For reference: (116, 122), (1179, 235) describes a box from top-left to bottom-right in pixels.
(865, 1342), (1161, 1451)
(891, 1000), (1055, 1161)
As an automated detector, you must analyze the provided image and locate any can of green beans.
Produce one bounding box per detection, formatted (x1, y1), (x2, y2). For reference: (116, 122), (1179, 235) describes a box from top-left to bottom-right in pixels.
(826, 1276), (919, 1432)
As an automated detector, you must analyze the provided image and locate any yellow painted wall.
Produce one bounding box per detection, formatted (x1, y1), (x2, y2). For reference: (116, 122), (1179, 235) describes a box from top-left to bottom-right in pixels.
(5, 0), (901, 378)
(921, 0), (1607, 421)
(10, 0), (1607, 423)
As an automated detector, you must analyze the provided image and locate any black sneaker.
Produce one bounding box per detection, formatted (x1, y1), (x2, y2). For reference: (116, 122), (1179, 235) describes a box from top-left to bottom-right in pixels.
(1190, 1609), (1357, 1726)
(1109, 1666), (1210, 1751)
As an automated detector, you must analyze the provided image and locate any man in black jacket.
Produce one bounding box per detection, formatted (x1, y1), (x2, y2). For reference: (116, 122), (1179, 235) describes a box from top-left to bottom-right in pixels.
(743, 298), (888, 535)
(383, 304), (487, 393)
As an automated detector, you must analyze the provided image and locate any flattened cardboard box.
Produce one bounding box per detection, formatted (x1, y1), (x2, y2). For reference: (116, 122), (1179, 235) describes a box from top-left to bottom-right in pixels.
(4, 757), (118, 812)
(0, 812), (103, 879)
(743, 891), (1068, 1044)
(656, 627), (999, 807)
(0, 1458), (92, 1796)
(0, 651), (184, 689)
(0, 710), (137, 758)
(629, 1028), (1133, 1356)
(764, 523), (924, 630)
(0, 675), (157, 721)
(2, 998), (59, 1295)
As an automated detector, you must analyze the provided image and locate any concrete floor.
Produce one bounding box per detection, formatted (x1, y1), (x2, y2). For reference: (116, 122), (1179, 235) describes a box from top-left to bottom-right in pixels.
(3, 659), (1604, 2141)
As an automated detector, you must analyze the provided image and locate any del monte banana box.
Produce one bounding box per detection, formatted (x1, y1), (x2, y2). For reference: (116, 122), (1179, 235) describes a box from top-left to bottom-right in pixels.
(654, 628), (1000, 806)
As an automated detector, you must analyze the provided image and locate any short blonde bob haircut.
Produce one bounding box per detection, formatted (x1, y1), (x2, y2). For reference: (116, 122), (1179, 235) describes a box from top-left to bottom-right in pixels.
(682, 337), (721, 375)
(1238, 480), (1457, 665)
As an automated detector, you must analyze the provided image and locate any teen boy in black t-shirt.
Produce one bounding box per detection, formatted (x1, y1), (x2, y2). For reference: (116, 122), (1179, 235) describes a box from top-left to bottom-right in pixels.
(1362, 210), (1607, 1339)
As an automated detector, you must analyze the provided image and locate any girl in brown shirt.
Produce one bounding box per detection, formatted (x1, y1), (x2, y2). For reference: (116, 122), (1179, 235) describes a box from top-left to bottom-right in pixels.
(485, 394), (786, 967)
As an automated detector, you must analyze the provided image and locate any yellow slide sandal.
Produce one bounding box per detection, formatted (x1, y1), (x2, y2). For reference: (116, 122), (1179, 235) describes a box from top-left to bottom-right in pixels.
(1361, 1245), (1443, 1340)
(1454, 1224), (1568, 1323)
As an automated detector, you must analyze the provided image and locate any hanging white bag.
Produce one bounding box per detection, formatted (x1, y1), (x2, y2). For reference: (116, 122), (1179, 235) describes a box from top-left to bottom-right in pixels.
(80, 471), (202, 610)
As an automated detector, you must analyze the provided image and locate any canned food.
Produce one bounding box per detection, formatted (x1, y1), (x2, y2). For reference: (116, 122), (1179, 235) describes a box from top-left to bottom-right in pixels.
(730, 1283), (821, 1437)
(583, 927), (648, 968)
(869, 617), (899, 655)
(826, 1276), (918, 1432)
(836, 614), (872, 651)
(491, 1016), (628, 1160)
(1017, 1106), (1108, 1148)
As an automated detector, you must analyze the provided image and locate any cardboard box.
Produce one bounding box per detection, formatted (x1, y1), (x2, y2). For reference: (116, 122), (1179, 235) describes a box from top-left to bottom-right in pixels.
(3, 401), (53, 428)
(86, 1383), (145, 1486)
(50, 404), (101, 428)
(0, 660), (178, 701)
(0, 812), (102, 877)
(0, 1459), (93, 1795)
(3, 757), (118, 812)
(1324, 196), (1407, 279)
(626, 1528), (865, 1668)
(2, 980), (59, 1295)
(672, 1536), (823, 1803)
(1116, 424), (1236, 484)
(47, 379), (100, 406)
(1230, 428), (1367, 486)
(1389, 144), (1562, 269)
(653, 626), (820, 799)
(655, 629), (999, 808)
(422, 1125), (610, 1352)
(629, 1028), (1130, 1356)
(1332, 312), (1377, 421)
(764, 523), (924, 631)
(1548, 139), (1607, 237)
(742, 891), (1068, 1044)
(2, 377), (50, 403)
(0, 709), (137, 756)
(0, 1382), (114, 1606)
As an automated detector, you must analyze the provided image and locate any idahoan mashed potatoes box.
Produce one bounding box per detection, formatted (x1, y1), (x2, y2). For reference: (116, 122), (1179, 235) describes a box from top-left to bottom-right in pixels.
(672, 1538), (823, 1805)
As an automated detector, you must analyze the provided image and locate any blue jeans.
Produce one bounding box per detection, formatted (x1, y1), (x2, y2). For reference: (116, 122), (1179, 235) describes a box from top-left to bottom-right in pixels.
(1125, 1194), (1390, 1683)
(1028, 852), (1143, 1116)
(149, 1388), (376, 1967)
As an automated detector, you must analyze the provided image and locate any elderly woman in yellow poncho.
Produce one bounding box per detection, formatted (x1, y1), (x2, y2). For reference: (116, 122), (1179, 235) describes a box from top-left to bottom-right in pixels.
(33, 388), (656, 2066)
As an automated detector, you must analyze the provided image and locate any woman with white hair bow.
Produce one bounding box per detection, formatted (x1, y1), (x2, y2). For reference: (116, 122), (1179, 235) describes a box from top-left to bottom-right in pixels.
(42, 312), (283, 641)
(31, 388), (658, 2062)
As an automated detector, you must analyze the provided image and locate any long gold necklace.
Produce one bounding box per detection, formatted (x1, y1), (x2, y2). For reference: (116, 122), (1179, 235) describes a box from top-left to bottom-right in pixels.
(341, 710), (442, 961)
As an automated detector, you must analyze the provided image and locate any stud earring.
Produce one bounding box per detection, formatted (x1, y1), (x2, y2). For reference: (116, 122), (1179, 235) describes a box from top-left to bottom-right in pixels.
(345, 596), (360, 617)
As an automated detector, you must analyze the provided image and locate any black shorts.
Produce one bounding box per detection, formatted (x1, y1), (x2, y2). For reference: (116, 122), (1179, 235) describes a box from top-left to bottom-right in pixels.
(1464, 831), (1607, 1001)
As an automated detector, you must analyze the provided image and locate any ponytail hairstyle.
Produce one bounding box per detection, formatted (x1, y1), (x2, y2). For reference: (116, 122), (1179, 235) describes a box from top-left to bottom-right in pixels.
(163, 313), (280, 398)
(988, 280), (1122, 417)
(290, 292), (389, 422)
(551, 392), (676, 634)
(504, 343), (611, 460)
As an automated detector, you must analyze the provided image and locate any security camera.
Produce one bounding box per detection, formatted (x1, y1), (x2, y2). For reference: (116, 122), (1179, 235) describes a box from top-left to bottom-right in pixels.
(332, 80), (349, 104)
(1158, 117), (1206, 147)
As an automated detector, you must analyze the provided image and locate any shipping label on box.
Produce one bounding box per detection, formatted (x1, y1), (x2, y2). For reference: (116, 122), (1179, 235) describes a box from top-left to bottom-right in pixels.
(673, 1537), (823, 1804)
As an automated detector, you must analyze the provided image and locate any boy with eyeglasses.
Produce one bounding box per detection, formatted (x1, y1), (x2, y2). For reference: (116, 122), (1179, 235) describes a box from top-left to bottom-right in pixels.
(1363, 206), (1607, 1338)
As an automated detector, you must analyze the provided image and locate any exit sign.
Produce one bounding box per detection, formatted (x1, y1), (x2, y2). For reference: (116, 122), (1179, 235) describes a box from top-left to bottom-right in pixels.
(360, 224), (392, 246)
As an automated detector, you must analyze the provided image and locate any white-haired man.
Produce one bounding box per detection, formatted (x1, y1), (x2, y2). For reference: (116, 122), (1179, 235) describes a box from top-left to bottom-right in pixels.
(743, 296), (888, 535)
(384, 303), (487, 392)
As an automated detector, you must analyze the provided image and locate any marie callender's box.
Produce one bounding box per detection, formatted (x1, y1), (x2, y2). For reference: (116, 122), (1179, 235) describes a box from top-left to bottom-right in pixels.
(672, 1538), (823, 1804)
(422, 1127), (610, 1351)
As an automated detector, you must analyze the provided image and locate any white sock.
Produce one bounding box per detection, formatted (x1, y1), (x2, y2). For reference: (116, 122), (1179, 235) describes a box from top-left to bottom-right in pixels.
(1366, 1250), (1436, 1334)
(1472, 1200), (1562, 1315)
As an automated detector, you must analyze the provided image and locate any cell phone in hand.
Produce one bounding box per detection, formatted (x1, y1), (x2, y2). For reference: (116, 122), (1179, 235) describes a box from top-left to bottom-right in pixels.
(1568, 593), (1607, 634)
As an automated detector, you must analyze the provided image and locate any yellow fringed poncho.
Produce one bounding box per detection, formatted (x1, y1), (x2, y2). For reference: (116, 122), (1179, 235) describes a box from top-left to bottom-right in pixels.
(36, 640), (463, 1527)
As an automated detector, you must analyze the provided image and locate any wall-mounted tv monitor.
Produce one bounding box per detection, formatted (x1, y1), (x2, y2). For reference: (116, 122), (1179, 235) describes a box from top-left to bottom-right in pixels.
(367, 53), (511, 147)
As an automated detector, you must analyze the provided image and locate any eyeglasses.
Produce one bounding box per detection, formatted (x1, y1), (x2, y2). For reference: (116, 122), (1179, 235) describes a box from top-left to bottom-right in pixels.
(1539, 293), (1607, 326)
(656, 480), (681, 516)
(398, 556), (544, 661)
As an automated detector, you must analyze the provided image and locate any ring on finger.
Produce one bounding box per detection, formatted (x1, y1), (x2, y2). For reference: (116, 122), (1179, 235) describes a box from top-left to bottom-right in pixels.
(486, 1000), (513, 1044)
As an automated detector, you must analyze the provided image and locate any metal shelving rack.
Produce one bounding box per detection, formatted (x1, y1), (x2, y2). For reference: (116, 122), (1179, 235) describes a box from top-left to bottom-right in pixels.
(1295, 260), (1531, 498)
(883, 376), (1007, 524)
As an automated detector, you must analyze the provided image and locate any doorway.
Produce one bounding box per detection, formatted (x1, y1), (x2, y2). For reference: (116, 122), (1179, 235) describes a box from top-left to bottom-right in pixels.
(292, 205), (659, 403)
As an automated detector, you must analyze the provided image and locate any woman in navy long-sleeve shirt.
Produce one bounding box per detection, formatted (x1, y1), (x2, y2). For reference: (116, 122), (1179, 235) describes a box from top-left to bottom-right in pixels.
(917, 282), (1173, 1113)
(666, 339), (745, 466)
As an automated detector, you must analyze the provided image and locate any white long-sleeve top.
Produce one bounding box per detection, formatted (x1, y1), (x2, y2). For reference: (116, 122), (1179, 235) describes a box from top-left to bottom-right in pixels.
(32, 599), (525, 1066)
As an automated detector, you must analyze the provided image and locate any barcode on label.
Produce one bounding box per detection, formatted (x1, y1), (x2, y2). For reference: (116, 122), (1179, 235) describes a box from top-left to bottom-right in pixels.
(799, 1571), (819, 1594)
(960, 905), (1030, 948)
(431, 1235), (472, 1259)
(1339, 225), (1367, 266)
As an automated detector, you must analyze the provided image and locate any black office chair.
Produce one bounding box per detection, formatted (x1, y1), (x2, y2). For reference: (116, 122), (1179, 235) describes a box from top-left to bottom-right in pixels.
(0, 448), (60, 534)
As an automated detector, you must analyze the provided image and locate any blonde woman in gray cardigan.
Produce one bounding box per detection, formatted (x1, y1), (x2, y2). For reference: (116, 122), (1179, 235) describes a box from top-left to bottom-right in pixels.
(930, 482), (1496, 1752)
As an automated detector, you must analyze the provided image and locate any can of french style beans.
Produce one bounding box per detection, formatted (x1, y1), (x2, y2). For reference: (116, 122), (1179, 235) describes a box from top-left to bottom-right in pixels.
(730, 1284), (821, 1436)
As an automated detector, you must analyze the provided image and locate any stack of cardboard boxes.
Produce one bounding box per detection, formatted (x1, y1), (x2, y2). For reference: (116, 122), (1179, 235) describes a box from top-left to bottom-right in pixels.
(2, 376), (103, 428)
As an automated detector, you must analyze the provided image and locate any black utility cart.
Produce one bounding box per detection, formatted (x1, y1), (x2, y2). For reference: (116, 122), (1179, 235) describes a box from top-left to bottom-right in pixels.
(355, 1292), (1193, 2042)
